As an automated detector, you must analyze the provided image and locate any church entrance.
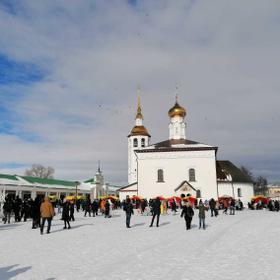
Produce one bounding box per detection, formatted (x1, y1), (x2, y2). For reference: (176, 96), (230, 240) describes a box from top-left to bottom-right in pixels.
(174, 181), (197, 198)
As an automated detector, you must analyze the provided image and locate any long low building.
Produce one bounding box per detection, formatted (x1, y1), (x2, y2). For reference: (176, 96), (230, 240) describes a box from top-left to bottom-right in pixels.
(0, 168), (118, 202)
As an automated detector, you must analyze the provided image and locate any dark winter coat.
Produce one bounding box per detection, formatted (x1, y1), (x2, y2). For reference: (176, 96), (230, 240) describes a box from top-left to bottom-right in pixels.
(151, 199), (161, 215)
(105, 201), (110, 216)
(31, 197), (41, 219)
(209, 199), (216, 209)
(124, 202), (134, 215)
(181, 205), (194, 219)
(3, 199), (13, 213)
(62, 202), (70, 221)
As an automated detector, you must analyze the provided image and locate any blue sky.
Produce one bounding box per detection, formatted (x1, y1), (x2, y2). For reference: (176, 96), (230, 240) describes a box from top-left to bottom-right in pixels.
(0, 0), (279, 183)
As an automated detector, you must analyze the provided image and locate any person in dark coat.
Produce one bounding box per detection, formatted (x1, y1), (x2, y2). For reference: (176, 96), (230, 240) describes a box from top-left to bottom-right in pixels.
(31, 196), (41, 229)
(123, 198), (134, 228)
(209, 198), (216, 217)
(21, 198), (31, 222)
(171, 199), (177, 214)
(150, 197), (161, 227)
(229, 199), (235, 215)
(92, 200), (99, 216)
(84, 197), (91, 217)
(140, 199), (146, 214)
(104, 200), (111, 218)
(198, 199), (207, 229)
(13, 196), (22, 222)
(69, 201), (75, 221)
(3, 197), (13, 224)
(62, 200), (71, 229)
(76, 199), (81, 212)
(181, 202), (194, 230)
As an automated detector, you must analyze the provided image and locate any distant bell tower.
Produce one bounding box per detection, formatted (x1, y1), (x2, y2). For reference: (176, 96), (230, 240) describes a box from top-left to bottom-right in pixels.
(168, 95), (187, 140)
(127, 90), (151, 184)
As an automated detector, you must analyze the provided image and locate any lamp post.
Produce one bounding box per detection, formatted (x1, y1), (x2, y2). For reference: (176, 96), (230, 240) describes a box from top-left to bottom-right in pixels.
(75, 181), (80, 198)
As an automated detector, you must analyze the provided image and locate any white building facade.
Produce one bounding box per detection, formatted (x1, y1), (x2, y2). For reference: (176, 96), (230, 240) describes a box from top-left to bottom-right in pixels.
(119, 96), (254, 204)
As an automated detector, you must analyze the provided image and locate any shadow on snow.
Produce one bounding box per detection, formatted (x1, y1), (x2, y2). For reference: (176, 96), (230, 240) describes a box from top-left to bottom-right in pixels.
(0, 264), (31, 280)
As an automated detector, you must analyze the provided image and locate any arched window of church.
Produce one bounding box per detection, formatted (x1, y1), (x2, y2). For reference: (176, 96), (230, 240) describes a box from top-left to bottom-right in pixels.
(141, 138), (145, 147)
(157, 169), (164, 182)
(189, 168), (196, 182)
(237, 188), (242, 197)
(196, 189), (201, 198)
(133, 138), (138, 147)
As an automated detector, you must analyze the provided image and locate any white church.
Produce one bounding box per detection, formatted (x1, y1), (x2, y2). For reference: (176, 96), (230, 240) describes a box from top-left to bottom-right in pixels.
(118, 96), (254, 204)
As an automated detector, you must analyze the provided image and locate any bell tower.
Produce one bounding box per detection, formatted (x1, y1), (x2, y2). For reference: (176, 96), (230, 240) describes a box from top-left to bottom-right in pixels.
(127, 90), (150, 184)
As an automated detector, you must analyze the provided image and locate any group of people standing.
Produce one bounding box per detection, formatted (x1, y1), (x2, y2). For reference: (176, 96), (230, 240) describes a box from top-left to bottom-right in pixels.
(2, 193), (247, 233)
(122, 196), (208, 230)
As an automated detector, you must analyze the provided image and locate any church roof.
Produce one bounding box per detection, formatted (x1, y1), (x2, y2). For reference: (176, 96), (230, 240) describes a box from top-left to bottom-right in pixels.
(154, 139), (199, 148)
(117, 182), (138, 192)
(216, 161), (253, 183)
(135, 139), (217, 153)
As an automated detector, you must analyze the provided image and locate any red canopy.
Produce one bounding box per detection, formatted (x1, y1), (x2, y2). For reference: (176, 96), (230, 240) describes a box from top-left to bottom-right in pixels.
(132, 195), (143, 201)
(252, 195), (269, 204)
(183, 196), (197, 205)
(153, 196), (165, 201)
(167, 196), (181, 203)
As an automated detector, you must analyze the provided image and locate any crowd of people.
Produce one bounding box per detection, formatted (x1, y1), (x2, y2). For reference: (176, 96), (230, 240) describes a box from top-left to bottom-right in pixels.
(0, 193), (276, 234)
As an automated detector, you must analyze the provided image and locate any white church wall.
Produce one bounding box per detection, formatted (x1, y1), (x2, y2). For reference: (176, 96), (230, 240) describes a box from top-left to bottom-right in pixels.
(118, 183), (138, 201)
(217, 181), (254, 206)
(233, 182), (254, 205)
(217, 182), (234, 198)
(137, 149), (218, 200)
(119, 190), (137, 202)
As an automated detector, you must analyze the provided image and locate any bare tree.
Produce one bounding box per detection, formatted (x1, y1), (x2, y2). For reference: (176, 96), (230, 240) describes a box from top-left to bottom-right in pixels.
(240, 166), (253, 181)
(240, 166), (268, 196)
(25, 164), (55, 179)
(254, 176), (268, 196)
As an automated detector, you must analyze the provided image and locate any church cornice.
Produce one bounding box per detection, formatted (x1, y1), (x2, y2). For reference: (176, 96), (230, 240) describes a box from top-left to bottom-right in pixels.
(135, 146), (218, 153)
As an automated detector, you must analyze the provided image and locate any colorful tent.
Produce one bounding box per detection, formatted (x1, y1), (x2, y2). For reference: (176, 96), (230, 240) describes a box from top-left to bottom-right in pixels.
(251, 195), (269, 204)
(183, 196), (197, 205)
(167, 196), (181, 203)
(132, 195), (144, 201)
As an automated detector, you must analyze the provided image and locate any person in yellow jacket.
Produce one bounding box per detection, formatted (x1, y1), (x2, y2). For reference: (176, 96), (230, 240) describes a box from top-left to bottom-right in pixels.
(40, 196), (55, 235)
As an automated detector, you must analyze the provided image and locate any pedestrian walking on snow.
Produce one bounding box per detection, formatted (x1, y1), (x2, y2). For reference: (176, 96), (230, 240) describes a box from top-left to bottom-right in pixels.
(181, 202), (194, 230)
(62, 199), (71, 229)
(69, 201), (75, 221)
(123, 198), (134, 228)
(150, 197), (161, 227)
(40, 196), (55, 234)
(198, 199), (207, 229)
(105, 200), (111, 218)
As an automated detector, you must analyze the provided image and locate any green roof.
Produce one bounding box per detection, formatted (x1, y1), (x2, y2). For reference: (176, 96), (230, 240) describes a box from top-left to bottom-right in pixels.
(0, 174), (19, 181)
(84, 178), (95, 183)
(217, 161), (253, 183)
(20, 176), (77, 187)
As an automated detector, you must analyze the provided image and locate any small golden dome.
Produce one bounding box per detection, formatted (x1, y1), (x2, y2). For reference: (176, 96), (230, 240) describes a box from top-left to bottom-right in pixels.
(168, 100), (186, 118)
(129, 125), (151, 137)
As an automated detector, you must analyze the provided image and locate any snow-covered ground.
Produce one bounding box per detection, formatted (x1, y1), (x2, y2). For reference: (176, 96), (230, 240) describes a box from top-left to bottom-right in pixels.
(1, 209), (280, 280)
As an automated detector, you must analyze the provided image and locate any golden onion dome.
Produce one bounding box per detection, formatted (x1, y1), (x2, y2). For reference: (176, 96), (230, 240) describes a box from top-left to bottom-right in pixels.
(168, 101), (186, 118)
(129, 125), (151, 137)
